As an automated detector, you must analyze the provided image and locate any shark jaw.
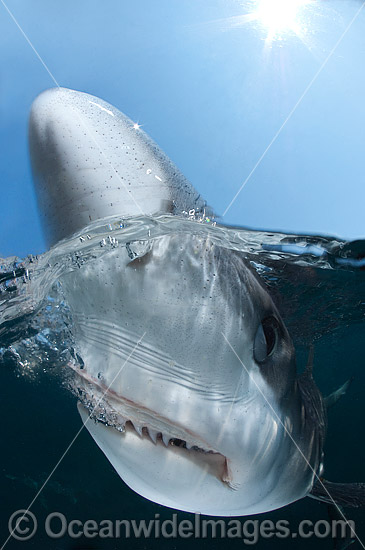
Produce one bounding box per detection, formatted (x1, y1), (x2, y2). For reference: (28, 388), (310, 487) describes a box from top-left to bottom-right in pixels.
(72, 357), (311, 517)
(72, 365), (233, 490)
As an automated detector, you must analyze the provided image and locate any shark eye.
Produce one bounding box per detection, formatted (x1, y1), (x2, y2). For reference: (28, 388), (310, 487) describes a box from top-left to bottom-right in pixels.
(254, 316), (278, 364)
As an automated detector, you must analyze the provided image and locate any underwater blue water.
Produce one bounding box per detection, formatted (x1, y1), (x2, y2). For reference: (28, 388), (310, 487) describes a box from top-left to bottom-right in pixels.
(0, 216), (364, 549)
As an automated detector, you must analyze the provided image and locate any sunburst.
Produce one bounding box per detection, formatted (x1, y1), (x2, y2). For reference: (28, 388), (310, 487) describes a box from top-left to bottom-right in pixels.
(219, 0), (315, 46)
(252, 0), (314, 44)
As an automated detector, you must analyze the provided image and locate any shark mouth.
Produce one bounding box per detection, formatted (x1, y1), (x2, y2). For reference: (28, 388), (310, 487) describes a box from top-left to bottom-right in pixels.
(69, 363), (232, 487)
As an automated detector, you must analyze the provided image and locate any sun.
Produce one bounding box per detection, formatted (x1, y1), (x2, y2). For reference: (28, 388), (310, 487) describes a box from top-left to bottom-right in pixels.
(253, 0), (313, 42)
(215, 0), (317, 47)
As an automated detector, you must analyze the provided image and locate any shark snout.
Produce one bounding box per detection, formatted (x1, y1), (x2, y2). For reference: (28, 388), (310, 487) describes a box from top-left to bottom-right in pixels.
(29, 87), (206, 247)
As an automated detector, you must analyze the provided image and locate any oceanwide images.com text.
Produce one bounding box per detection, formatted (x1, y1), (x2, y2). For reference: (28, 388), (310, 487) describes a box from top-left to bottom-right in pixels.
(7, 510), (355, 545)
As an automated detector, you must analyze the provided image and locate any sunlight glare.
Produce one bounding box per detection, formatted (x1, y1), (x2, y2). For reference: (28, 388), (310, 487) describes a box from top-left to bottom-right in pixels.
(253, 0), (312, 41)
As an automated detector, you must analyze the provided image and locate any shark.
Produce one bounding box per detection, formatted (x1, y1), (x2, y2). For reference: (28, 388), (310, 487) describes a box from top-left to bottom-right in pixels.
(28, 87), (365, 517)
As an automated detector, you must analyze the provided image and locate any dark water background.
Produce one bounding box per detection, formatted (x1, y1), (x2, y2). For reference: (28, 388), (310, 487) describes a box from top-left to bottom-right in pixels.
(0, 215), (364, 549)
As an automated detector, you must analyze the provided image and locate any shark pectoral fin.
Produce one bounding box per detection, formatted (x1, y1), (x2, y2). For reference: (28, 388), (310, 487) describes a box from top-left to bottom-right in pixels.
(309, 479), (365, 508)
(324, 378), (354, 409)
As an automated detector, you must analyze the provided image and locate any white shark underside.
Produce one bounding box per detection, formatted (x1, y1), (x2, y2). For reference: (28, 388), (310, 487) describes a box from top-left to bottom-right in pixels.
(29, 88), (323, 516)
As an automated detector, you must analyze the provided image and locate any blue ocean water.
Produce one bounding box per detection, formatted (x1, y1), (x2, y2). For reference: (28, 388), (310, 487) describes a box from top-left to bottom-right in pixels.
(0, 215), (364, 549)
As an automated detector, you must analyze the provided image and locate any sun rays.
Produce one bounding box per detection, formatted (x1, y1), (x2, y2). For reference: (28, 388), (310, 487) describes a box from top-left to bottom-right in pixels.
(216, 0), (316, 48)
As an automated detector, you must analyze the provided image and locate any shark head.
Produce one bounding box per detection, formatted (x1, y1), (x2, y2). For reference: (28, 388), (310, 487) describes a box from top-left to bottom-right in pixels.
(29, 88), (321, 516)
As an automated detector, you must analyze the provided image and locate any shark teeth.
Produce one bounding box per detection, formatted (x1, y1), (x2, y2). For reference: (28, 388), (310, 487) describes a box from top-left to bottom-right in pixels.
(74, 370), (219, 455)
(122, 421), (213, 454)
(117, 415), (127, 428)
(128, 423), (173, 448)
(162, 433), (170, 447)
(130, 421), (143, 437)
(77, 386), (218, 455)
(135, 426), (143, 437)
(128, 423), (196, 451)
(147, 428), (159, 444)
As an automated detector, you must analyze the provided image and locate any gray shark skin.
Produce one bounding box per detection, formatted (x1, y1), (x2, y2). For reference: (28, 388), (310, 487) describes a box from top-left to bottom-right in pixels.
(29, 87), (352, 517)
